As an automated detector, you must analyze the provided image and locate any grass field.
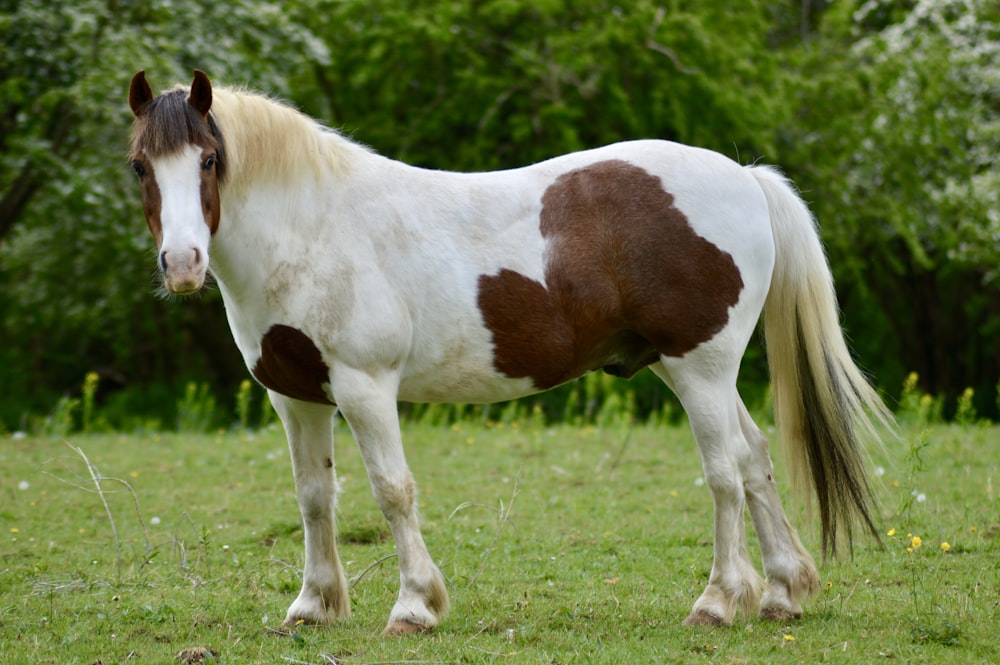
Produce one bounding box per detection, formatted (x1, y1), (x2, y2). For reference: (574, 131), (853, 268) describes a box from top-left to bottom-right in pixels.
(1, 415), (997, 664)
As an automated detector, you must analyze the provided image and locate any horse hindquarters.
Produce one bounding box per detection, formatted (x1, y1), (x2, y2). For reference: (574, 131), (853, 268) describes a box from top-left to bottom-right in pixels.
(648, 166), (826, 625)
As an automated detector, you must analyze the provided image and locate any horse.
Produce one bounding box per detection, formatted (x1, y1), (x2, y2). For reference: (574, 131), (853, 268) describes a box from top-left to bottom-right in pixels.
(127, 70), (890, 634)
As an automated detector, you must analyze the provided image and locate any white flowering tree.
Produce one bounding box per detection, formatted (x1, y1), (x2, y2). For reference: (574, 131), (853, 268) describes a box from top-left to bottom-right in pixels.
(781, 0), (1000, 414)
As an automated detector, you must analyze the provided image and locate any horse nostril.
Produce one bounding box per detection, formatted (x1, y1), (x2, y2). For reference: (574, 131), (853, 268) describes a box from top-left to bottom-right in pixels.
(159, 251), (168, 273)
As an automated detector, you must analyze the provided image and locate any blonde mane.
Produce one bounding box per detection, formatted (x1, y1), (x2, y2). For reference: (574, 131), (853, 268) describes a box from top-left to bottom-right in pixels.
(210, 87), (366, 189)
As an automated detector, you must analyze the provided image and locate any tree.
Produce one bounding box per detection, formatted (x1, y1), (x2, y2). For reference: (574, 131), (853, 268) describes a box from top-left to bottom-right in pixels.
(0, 0), (325, 427)
(779, 0), (1000, 415)
(291, 0), (786, 169)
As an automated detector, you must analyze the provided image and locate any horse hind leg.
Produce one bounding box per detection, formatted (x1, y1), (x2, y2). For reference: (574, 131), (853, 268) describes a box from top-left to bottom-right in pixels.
(652, 362), (764, 626)
(735, 400), (820, 621)
(269, 393), (351, 625)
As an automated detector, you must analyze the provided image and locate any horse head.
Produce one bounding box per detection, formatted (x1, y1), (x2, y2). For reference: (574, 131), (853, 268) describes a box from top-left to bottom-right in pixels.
(128, 70), (224, 295)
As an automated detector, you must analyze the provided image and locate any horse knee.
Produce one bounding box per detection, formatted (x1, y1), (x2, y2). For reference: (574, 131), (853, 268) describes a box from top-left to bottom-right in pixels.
(372, 472), (416, 521)
(296, 479), (336, 522)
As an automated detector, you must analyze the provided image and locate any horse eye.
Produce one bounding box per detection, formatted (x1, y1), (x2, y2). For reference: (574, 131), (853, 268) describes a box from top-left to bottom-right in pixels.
(202, 154), (216, 171)
(132, 160), (146, 178)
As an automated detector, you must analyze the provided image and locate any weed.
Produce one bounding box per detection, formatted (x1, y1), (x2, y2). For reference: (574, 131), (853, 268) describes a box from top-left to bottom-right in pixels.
(912, 621), (962, 647)
(954, 387), (977, 426)
(41, 395), (79, 437)
(898, 372), (943, 425)
(235, 379), (253, 431)
(896, 429), (930, 522)
(81, 372), (100, 434)
(177, 382), (217, 433)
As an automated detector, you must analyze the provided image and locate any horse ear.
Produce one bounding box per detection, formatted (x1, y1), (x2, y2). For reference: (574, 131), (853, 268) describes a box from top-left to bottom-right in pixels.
(129, 70), (154, 116)
(188, 69), (213, 117)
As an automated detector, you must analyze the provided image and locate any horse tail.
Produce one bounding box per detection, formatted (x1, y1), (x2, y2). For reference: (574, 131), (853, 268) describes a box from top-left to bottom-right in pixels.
(748, 165), (892, 558)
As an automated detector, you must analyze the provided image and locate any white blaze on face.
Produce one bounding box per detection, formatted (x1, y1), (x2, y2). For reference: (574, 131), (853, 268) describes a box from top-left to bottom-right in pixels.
(151, 144), (211, 294)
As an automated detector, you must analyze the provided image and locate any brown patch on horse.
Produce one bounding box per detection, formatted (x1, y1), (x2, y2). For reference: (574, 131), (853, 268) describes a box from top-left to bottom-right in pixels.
(478, 160), (743, 389)
(252, 325), (334, 405)
(134, 161), (164, 246)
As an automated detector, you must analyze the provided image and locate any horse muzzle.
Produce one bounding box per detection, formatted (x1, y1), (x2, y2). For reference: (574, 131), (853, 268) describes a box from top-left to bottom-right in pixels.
(160, 247), (207, 295)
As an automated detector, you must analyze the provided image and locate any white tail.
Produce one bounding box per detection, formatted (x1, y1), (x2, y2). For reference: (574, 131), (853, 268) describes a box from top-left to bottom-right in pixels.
(750, 165), (893, 556)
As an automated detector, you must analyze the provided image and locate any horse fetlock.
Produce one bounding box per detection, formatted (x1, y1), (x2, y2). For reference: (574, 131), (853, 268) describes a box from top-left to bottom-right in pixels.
(688, 568), (764, 627)
(284, 583), (351, 626)
(686, 585), (737, 626)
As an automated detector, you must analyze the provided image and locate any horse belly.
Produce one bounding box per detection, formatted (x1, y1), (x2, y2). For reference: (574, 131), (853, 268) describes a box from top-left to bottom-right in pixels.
(396, 323), (541, 404)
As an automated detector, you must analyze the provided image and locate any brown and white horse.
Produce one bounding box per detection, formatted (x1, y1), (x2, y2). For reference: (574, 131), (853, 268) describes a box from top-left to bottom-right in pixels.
(127, 70), (890, 634)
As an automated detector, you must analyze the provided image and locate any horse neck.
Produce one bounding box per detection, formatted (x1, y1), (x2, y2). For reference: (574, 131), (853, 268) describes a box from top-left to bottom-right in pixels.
(207, 90), (373, 292)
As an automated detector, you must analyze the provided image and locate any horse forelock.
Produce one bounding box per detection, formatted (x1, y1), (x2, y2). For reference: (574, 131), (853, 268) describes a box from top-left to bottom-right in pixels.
(130, 88), (227, 181)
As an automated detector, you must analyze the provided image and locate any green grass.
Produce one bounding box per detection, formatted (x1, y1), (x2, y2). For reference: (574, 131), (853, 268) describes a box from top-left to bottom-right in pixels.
(1, 418), (997, 664)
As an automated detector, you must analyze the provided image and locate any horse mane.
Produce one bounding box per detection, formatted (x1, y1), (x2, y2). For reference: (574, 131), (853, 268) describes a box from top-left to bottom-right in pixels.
(210, 87), (366, 189)
(130, 83), (364, 189)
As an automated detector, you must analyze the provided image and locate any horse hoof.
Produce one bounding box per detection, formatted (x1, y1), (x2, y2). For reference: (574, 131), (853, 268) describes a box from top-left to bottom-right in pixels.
(683, 610), (727, 627)
(759, 607), (801, 622)
(383, 620), (429, 636)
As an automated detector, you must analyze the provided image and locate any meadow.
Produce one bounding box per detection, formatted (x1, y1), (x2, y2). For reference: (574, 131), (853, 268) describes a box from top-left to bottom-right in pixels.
(1, 407), (997, 664)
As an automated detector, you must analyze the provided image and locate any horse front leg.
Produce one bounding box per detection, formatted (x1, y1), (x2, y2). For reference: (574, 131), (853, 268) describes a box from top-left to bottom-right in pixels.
(332, 366), (449, 635)
(269, 392), (351, 625)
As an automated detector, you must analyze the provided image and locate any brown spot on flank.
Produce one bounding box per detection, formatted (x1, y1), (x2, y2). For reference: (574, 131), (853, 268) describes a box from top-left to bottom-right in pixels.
(252, 325), (334, 404)
(478, 160), (743, 389)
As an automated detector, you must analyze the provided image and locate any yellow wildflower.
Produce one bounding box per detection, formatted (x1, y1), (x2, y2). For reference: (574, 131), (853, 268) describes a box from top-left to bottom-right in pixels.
(783, 634), (796, 642)
(940, 542), (951, 552)
(887, 528), (896, 537)
(911, 536), (922, 549)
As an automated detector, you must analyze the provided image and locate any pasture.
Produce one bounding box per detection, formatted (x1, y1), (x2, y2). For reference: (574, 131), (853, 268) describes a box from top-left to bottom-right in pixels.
(1, 415), (997, 664)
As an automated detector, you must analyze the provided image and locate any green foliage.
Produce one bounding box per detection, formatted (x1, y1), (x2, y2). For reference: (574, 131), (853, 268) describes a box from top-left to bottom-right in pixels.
(1, 0), (998, 426)
(898, 372), (944, 426)
(235, 379), (253, 432)
(778, 0), (1000, 416)
(40, 395), (79, 438)
(954, 387), (978, 427)
(81, 371), (100, 434)
(294, 0), (782, 169)
(176, 382), (217, 433)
